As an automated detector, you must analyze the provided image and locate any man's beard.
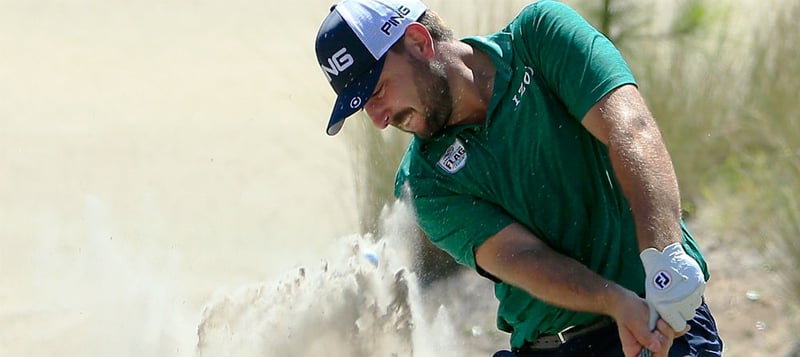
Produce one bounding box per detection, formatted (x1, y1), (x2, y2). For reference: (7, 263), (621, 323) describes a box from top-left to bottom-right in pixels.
(407, 55), (452, 138)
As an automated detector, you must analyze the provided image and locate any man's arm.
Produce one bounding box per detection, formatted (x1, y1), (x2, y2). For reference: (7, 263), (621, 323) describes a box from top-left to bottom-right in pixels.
(581, 84), (682, 251)
(475, 223), (640, 316)
(474, 222), (672, 356)
(581, 84), (705, 337)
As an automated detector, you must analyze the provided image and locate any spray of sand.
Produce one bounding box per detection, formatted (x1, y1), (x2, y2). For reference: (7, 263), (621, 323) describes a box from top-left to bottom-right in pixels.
(195, 201), (470, 357)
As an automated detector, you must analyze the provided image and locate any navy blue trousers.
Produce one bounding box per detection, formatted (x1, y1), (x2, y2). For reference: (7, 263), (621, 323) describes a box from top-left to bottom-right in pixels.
(493, 301), (722, 357)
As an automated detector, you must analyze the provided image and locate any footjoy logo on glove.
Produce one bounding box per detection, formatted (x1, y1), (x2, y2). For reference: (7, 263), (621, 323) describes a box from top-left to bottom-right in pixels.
(437, 139), (467, 174)
(653, 270), (672, 290)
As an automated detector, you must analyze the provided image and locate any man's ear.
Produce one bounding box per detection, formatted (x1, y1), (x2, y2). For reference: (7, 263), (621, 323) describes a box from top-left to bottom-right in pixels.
(402, 23), (435, 60)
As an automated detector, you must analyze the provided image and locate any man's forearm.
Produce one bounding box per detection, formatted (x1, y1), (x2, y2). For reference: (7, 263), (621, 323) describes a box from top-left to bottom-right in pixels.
(475, 222), (638, 317)
(600, 86), (683, 251)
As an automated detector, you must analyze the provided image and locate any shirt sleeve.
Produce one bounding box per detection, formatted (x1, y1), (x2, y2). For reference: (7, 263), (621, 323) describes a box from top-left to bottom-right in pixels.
(511, 0), (637, 120)
(411, 192), (515, 270)
(395, 143), (515, 271)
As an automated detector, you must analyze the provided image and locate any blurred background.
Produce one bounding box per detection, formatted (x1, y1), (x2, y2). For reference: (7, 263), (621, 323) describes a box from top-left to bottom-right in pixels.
(1, 0), (797, 356)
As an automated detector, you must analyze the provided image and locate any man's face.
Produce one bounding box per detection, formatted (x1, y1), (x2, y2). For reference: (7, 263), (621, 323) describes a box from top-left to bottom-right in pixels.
(364, 47), (452, 138)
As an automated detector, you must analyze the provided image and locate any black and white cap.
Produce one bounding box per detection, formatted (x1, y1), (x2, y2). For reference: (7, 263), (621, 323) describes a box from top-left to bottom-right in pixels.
(315, 0), (427, 135)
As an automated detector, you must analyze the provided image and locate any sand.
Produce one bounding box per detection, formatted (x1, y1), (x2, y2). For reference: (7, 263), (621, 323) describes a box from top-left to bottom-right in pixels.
(1, 1), (358, 355)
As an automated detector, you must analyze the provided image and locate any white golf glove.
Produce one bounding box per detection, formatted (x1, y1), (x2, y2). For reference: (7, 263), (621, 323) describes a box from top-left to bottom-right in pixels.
(640, 242), (705, 331)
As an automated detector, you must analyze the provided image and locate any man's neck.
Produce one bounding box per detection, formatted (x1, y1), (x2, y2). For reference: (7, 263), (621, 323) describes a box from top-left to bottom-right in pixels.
(442, 41), (496, 127)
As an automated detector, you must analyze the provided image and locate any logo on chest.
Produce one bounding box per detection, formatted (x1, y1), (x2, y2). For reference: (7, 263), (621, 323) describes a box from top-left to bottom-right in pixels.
(511, 66), (535, 107)
(437, 139), (468, 174)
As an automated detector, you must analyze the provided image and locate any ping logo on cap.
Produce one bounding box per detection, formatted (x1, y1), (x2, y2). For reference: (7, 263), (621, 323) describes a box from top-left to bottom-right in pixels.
(321, 48), (355, 82)
(380, 6), (412, 35)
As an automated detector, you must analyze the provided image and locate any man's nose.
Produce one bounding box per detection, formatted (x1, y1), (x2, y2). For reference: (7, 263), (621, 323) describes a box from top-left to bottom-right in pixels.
(364, 100), (389, 130)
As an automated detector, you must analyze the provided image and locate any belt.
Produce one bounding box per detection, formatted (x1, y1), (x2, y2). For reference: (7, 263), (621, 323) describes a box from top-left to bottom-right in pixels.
(516, 317), (616, 351)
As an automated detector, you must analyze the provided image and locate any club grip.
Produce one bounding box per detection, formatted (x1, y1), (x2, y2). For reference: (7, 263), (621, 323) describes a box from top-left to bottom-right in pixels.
(638, 302), (659, 357)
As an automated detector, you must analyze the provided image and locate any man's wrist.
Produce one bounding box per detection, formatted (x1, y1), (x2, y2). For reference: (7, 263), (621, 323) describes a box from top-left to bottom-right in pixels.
(600, 284), (639, 320)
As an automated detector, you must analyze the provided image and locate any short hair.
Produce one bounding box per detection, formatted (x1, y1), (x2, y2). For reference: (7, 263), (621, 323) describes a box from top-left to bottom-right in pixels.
(390, 10), (454, 53)
(418, 10), (454, 42)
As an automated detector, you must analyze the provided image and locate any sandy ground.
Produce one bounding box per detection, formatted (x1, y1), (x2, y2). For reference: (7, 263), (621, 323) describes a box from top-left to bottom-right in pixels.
(693, 222), (800, 357)
(1, 0), (796, 356)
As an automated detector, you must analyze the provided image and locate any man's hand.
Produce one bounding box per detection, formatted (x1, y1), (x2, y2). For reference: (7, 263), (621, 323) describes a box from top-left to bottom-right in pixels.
(612, 291), (680, 357)
(640, 242), (705, 331)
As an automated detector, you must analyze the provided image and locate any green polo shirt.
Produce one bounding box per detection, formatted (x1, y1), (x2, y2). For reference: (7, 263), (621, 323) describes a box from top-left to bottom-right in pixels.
(393, 0), (709, 348)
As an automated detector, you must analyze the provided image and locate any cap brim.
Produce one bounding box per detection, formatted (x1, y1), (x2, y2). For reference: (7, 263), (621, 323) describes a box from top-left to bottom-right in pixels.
(326, 54), (386, 136)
